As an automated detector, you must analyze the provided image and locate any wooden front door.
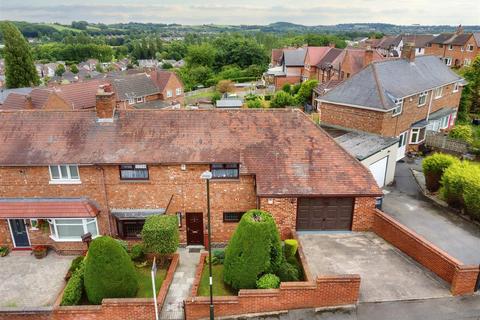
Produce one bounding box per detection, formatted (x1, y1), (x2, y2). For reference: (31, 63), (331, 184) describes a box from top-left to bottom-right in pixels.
(186, 212), (204, 245)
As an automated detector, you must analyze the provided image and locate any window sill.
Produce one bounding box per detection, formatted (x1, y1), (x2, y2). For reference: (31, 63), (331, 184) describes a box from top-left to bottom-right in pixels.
(409, 140), (425, 145)
(119, 180), (151, 184)
(211, 178), (240, 182)
(49, 180), (82, 185)
(49, 235), (100, 242)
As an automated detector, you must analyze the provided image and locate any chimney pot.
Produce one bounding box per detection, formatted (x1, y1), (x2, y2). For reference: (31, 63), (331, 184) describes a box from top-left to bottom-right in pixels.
(401, 42), (415, 63)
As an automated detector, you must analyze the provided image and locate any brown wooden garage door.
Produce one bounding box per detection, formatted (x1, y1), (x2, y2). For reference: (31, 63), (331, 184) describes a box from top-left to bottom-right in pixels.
(296, 197), (353, 231)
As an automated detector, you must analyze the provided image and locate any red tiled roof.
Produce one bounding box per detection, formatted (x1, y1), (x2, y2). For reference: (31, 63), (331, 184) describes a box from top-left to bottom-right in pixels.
(0, 109), (381, 197)
(1, 93), (29, 110)
(0, 198), (99, 218)
(150, 70), (182, 92)
(53, 79), (107, 109)
(305, 47), (332, 66)
(333, 48), (384, 75)
(271, 49), (283, 63)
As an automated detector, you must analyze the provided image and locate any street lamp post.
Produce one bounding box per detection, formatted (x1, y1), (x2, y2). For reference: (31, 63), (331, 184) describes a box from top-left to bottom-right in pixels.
(200, 170), (214, 320)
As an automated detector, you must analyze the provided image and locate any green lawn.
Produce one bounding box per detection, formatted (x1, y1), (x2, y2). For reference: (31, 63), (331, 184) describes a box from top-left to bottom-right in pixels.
(198, 264), (237, 296)
(43, 23), (82, 33)
(135, 264), (167, 298)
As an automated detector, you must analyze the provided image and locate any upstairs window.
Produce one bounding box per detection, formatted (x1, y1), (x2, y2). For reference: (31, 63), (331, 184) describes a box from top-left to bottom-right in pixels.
(448, 44), (454, 50)
(49, 165), (80, 183)
(467, 44), (474, 51)
(211, 163), (239, 179)
(136, 96), (144, 103)
(176, 88), (182, 96)
(434, 87), (443, 99)
(418, 92), (428, 106)
(119, 164), (149, 180)
(453, 82), (459, 92)
(392, 98), (403, 117)
(166, 90), (173, 98)
(128, 98), (134, 105)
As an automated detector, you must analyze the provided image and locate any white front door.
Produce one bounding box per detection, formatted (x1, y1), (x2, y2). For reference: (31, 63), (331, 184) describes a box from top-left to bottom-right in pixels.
(397, 131), (408, 161)
(369, 156), (389, 188)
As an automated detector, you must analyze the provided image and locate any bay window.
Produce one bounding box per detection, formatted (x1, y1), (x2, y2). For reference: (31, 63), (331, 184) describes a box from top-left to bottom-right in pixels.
(49, 165), (80, 183)
(410, 127), (426, 144)
(48, 218), (98, 241)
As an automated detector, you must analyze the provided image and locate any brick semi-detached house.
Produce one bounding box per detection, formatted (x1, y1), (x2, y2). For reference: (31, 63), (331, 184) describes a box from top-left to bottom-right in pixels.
(0, 90), (381, 253)
(317, 44), (464, 161)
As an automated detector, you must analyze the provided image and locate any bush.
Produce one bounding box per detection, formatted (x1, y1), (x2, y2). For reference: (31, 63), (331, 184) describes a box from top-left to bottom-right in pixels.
(464, 179), (480, 221)
(247, 99), (263, 109)
(0, 246), (9, 257)
(264, 94), (272, 101)
(115, 239), (129, 252)
(84, 236), (138, 304)
(277, 261), (299, 282)
(440, 162), (480, 209)
(256, 274), (280, 289)
(61, 262), (84, 306)
(141, 215), (179, 256)
(282, 83), (291, 93)
(270, 91), (293, 108)
(449, 125), (474, 144)
(291, 84), (301, 95)
(422, 153), (460, 192)
(284, 239), (298, 260)
(223, 210), (283, 290)
(211, 249), (225, 265)
(69, 256), (85, 273)
(129, 244), (144, 262)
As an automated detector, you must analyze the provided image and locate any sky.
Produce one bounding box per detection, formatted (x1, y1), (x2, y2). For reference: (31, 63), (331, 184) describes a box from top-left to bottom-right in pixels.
(0, 0), (479, 26)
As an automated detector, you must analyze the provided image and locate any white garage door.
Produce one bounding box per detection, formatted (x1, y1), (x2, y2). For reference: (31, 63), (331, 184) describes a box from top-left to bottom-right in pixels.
(369, 156), (388, 187)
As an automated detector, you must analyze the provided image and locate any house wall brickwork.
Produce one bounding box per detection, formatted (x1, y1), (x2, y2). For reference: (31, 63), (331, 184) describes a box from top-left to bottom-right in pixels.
(425, 36), (479, 68)
(274, 76), (301, 89)
(259, 198), (297, 239)
(159, 74), (185, 104)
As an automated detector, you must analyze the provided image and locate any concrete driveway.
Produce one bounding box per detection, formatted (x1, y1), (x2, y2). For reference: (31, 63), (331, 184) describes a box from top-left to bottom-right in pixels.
(298, 232), (450, 302)
(383, 160), (480, 265)
(0, 251), (72, 307)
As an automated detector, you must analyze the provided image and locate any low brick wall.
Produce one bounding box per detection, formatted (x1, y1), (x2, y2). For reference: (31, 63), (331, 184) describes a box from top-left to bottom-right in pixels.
(185, 234), (361, 320)
(373, 209), (479, 295)
(0, 253), (179, 320)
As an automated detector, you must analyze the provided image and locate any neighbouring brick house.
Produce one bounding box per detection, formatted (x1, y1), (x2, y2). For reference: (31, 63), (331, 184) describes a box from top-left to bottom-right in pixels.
(264, 47), (306, 89)
(149, 69), (185, 105)
(364, 34), (434, 57)
(0, 90), (381, 254)
(316, 44), (464, 161)
(329, 48), (384, 82)
(425, 27), (480, 68)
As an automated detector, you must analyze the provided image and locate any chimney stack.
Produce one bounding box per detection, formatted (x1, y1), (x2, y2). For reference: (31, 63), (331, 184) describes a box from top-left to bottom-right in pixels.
(455, 25), (464, 35)
(95, 84), (116, 122)
(328, 43), (336, 48)
(364, 48), (374, 66)
(401, 42), (415, 63)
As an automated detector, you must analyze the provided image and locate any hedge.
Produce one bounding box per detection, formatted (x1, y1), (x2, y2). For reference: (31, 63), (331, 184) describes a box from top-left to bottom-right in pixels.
(61, 262), (84, 306)
(68, 256), (85, 273)
(223, 210), (283, 290)
(422, 153), (460, 192)
(84, 236), (138, 304)
(448, 125), (474, 144)
(141, 215), (179, 256)
(256, 274), (280, 289)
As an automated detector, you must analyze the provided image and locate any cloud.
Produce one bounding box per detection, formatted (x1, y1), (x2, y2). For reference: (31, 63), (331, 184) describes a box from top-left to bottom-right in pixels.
(0, 0), (478, 25)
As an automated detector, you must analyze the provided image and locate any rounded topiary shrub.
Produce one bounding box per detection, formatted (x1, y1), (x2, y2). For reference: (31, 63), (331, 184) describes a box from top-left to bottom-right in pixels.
(84, 236), (138, 304)
(277, 260), (299, 282)
(223, 210), (283, 290)
(422, 153), (460, 192)
(141, 215), (179, 257)
(440, 162), (480, 209)
(256, 274), (280, 289)
(284, 239), (298, 260)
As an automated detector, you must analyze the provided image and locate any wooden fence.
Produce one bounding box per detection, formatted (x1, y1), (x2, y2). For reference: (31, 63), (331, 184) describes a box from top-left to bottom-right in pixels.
(425, 131), (469, 154)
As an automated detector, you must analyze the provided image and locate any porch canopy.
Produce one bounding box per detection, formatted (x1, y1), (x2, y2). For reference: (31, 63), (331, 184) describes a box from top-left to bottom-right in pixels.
(0, 198), (99, 218)
(111, 208), (165, 220)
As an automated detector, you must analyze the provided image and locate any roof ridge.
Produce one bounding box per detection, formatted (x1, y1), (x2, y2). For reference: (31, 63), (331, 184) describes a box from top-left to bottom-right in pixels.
(371, 63), (389, 109)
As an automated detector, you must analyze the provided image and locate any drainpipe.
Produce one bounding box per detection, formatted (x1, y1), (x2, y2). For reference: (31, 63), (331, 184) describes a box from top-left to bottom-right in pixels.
(97, 165), (113, 236)
(426, 89), (435, 122)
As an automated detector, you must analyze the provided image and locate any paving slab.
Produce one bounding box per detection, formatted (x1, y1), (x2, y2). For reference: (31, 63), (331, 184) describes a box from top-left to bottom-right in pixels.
(298, 232), (450, 302)
(0, 251), (73, 307)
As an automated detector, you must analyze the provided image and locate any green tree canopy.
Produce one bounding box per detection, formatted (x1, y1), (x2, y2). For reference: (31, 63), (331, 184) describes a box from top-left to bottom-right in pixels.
(0, 21), (40, 88)
(55, 63), (66, 76)
(186, 43), (217, 67)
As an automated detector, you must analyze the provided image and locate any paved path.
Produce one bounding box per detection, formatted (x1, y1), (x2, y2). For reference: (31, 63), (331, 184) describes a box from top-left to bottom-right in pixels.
(0, 251), (72, 307)
(382, 160), (480, 265)
(160, 248), (200, 320)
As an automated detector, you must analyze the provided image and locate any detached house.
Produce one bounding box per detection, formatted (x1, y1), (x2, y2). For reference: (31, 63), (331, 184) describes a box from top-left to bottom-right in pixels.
(317, 44), (464, 161)
(0, 94), (381, 253)
(425, 27), (480, 68)
(265, 47), (306, 89)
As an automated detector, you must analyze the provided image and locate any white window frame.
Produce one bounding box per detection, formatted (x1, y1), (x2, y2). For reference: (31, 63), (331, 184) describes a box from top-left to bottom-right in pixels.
(136, 96), (144, 103)
(448, 44), (453, 50)
(439, 116), (449, 129)
(166, 90), (173, 98)
(175, 88), (182, 96)
(434, 87), (443, 99)
(49, 165), (81, 184)
(464, 59), (471, 67)
(128, 98), (135, 105)
(418, 92), (428, 106)
(467, 44), (474, 52)
(30, 219), (39, 231)
(444, 57), (452, 66)
(48, 218), (99, 242)
(392, 98), (403, 117)
(453, 82), (459, 92)
(410, 127), (426, 144)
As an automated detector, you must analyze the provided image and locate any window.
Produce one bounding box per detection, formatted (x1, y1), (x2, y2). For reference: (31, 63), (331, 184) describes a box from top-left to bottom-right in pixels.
(119, 164), (149, 180)
(136, 96), (144, 103)
(418, 92), (428, 106)
(467, 44), (474, 51)
(448, 44), (454, 50)
(464, 59), (471, 67)
(166, 90), (173, 98)
(223, 212), (244, 223)
(128, 98), (134, 105)
(453, 82), (459, 92)
(175, 88), (182, 96)
(410, 127), (426, 144)
(439, 116), (450, 129)
(49, 165), (80, 183)
(434, 87), (443, 99)
(117, 220), (145, 239)
(211, 163), (239, 179)
(48, 218), (98, 241)
(444, 57), (452, 66)
(392, 98), (403, 116)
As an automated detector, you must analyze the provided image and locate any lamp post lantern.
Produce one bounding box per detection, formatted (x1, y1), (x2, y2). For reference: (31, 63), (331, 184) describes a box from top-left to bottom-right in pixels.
(200, 170), (214, 320)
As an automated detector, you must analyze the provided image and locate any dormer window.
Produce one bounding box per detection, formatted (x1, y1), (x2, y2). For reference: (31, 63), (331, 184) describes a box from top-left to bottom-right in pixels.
(49, 165), (80, 184)
(211, 163), (239, 179)
(392, 98), (403, 117)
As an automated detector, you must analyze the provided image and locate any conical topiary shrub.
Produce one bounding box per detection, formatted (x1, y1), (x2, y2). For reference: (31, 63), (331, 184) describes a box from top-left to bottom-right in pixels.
(223, 210), (283, 290)
(84, 236), (138, 304)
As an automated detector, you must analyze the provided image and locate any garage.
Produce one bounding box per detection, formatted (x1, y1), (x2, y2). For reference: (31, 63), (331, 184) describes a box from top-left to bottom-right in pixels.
(296, 197), (353, 231)
(368, 156), (388, 187)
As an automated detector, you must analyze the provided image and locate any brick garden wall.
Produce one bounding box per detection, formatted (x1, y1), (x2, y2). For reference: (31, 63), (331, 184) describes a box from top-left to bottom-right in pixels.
(373, 209), (479, 295)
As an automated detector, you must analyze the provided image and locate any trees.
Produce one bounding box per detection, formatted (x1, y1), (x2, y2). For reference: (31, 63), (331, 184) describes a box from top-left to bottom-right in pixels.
(84, 236), (138, 304)
(186, 43), (216, 68)
(141, 215), (179, 258)
(270, 91), (293, 108)
(0, 22), (40, 88)
(223, 210), (283, 290)
(461, 56), (480, 116)
(294, 79), (318, 105)
(55, 64), (65, 76)
(217, 80), (235, 94)
(70, 64), (79, 74)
